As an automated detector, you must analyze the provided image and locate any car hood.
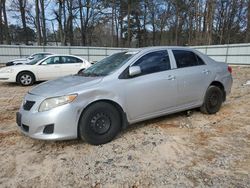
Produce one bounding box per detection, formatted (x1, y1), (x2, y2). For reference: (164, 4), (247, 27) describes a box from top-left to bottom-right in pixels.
(29, 75), (103, 97)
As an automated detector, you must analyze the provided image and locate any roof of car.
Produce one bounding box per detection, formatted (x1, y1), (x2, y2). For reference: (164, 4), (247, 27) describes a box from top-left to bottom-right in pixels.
(141, 46), (193, 51)
(126, 46), (196, 55)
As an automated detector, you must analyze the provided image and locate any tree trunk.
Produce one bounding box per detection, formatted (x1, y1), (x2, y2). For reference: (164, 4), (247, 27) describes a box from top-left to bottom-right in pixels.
(246, 1), (250, 42)
(219, 2), (225, 44)
(57, 0), (64, 45)
(206, 1), (215, 45)
(84, 0), (90, 46)
(66, 0), (74, 46)
(35, 0), (42, 45)
(114, 2), (119, 47)
(152, 11), (155, 45)
(0, 2), (3, 44)
(175, 13), (179, 45)
(135, 10), (142, 47)
(111, 0), (115, 47)
(63, 0), (67, 45)
(2, 0), (10, 44)
(143, 1), (147, 46)
(78, 0), (85, 46)
(188, 6), (193, 45)
(127, 0), (131, 47)
(40, 0), (47, 45)
(19, 0), (28, 44)
(118, 1), (124, 47)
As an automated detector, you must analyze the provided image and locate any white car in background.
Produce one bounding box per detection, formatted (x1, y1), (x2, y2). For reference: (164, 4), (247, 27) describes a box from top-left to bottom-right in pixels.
(6, 52), (53, 66)
(0, 54), (91, 86)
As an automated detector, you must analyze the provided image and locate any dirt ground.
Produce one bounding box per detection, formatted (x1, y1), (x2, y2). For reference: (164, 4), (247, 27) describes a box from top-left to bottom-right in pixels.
(0, 66), (249, 188)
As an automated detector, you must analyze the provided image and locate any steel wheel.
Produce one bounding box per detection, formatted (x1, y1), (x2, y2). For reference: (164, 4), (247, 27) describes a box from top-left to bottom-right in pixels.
(90, 112), (111, 135)
(79, 102), (121, 145)
(17, 72), (35, 86)
(200, 86), (223, 114)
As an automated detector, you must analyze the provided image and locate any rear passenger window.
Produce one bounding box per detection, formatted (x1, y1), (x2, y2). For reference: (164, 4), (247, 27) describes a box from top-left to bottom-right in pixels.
(133, 50), (171, 75)
(173, 50), (205, 68)
(62, 56), (82, 64)
(196, 55), (205, 65)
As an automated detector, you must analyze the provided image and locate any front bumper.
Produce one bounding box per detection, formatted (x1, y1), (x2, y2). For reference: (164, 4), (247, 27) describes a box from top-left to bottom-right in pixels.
(17, 93), (83, 140)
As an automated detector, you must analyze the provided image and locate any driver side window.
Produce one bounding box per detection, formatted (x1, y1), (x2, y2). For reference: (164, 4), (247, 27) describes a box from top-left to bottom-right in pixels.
(43, 57), (60, 65)
(133, 50), (171, 75)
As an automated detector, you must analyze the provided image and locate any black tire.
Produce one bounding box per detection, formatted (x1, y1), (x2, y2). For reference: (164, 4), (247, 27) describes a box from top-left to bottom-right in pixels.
(200, 86), (223, 114)
(77, 68), (85, 75)
(17, 72), (35, 86)
(79, 102), (122, 145)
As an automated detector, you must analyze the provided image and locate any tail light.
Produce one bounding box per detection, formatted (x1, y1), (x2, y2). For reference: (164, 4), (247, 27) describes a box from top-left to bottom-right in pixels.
(228, 66), (232, 74)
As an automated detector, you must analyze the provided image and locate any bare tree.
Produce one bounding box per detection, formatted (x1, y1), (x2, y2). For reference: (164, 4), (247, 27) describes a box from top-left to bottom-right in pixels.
(127, 0), (131, 47)
(35, 0), (42, 45)
(2, 0), (10, 44)
(40, 0), (47, 45)
(246, 0), (250, 42)
(0, 1), (3, 44)
(18, 0), (28, 44)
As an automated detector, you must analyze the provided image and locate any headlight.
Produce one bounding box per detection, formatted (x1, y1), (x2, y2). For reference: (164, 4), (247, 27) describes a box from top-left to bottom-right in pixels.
(0, 68), (13, 73)
(39, 94), (77, 112)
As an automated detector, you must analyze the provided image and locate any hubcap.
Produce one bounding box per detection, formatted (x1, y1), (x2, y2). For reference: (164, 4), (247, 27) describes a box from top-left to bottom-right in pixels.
(209, 91), (219, 107)
(90, 112), (111, 134)
(20, 74), (32, 85)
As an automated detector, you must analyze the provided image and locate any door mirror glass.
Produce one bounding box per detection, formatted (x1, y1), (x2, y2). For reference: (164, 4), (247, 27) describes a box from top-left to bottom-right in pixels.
(129, 66), (141, 77)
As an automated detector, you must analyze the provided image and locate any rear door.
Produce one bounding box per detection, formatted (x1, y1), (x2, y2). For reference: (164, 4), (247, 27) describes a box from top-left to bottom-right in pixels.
(171, 50), (213, 106)
(60, 56), (83, 75)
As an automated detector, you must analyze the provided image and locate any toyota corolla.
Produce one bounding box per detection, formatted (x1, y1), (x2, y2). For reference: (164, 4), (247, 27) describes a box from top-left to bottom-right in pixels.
(16, 47), (233, 145)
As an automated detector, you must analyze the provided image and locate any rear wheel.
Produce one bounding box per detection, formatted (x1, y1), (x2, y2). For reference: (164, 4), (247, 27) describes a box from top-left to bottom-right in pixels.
(77, 68), (85, 75)
(17, 72), (35, 86)
(79, 102), (121, 145)
(200, 86), (223, 114)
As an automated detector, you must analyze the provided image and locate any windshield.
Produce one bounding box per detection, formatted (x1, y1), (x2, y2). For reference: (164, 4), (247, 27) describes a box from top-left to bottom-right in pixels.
(81, 51), (137, 77)
(27, 56), (47, 65)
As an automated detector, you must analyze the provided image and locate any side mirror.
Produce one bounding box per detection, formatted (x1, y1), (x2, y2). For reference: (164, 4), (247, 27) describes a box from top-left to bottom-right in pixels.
(41, 62), (47, 65)
(28, 57), (34, 60)
(129, 66), (141, 77)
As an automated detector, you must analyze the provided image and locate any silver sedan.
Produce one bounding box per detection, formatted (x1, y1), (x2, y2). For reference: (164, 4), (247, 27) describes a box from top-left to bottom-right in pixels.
(16, 47), (233, 145)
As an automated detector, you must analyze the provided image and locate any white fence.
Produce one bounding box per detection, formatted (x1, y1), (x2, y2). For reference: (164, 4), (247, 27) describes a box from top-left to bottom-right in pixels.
(0, 45), (128, 63)
(193, 43), (250, 65)
(0, 43), (250, 65)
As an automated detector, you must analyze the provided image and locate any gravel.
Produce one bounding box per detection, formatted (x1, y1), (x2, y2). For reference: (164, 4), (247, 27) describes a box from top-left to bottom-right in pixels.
(0, 66), (250, 187)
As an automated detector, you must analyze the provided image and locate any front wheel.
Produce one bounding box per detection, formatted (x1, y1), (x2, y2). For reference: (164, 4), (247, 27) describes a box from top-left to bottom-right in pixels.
(200, 86), (223, 114)
(78, 102), (122, 145)
(17, 72), (35, 86)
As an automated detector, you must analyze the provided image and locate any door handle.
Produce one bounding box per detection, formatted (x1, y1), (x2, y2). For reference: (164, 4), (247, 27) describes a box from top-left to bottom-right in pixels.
(167, 75), (176, 80)
(202, 69), (210, 74)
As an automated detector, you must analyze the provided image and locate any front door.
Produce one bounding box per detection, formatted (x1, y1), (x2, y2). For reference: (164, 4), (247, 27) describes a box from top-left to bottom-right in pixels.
(123, 50), (178, 121)
(35, 56), (62, 80)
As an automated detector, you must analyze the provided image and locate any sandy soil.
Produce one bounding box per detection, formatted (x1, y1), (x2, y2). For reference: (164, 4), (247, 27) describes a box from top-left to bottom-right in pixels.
(0, 67), (249, 188)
